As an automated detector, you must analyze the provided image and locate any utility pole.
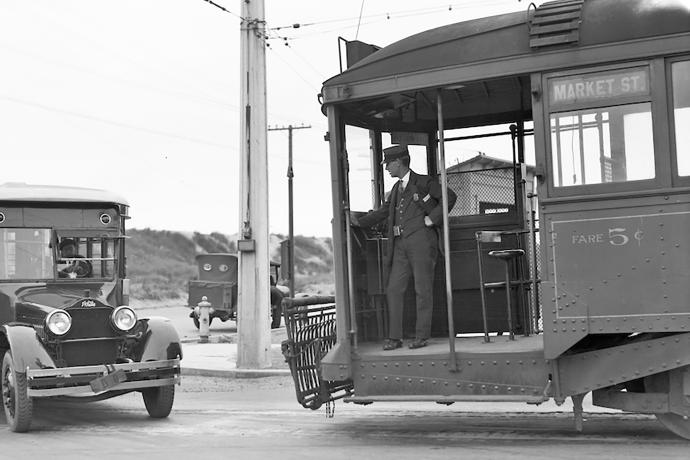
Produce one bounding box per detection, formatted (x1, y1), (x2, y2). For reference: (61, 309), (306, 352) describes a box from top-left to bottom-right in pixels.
(237, 0), (270, 369)
(268, 124), (311, 298)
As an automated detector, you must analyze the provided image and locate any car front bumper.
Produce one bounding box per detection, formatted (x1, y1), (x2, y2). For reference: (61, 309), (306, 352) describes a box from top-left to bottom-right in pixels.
(26, 358), (181, 397)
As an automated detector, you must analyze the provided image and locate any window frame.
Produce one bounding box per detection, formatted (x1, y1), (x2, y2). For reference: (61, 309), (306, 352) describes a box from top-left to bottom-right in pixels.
(668, 56), (690, 187)
(0, 227), (54, 282)
(54, 232), (120, 281)
(542, 59), (671, 198)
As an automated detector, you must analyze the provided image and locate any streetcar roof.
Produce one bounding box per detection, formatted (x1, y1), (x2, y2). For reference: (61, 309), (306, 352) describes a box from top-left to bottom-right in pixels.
(0, 182), (129, 206)
(321, 0), (690, 119)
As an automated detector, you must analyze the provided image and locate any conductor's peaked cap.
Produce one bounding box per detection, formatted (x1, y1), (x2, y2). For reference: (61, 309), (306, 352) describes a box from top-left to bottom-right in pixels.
(381, 145), (409, 164)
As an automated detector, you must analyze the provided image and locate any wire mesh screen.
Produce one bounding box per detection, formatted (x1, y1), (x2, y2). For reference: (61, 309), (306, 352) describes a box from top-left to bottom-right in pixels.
(447, 167), (516, 217)
(282, 300), (353, 410)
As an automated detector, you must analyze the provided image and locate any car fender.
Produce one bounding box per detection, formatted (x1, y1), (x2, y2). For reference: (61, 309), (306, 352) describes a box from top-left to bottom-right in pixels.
(1, 324), (57, 372)
(138, 316), (183, 362)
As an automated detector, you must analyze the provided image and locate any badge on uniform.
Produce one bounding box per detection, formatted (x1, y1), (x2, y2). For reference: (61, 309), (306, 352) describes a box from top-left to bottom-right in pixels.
(413, 193), (419, 201)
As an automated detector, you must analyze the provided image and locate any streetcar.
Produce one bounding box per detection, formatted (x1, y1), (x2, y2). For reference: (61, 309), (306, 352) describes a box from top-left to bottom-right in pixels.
(0, 183), (181, 432)
(282, 0), (690, 439)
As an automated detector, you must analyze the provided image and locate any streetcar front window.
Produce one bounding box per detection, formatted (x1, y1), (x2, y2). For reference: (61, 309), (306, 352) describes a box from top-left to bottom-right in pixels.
(550, 103), (654, 187)
(672, 60), (690, 176)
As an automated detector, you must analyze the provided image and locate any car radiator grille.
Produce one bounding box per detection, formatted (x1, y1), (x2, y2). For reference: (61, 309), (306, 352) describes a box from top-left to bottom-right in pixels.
(65, 307), (114, 338)
(55, 306), (122, 367)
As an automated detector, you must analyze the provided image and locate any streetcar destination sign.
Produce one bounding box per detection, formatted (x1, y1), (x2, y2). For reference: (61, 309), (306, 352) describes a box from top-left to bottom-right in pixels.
(549, 68), (649, 106)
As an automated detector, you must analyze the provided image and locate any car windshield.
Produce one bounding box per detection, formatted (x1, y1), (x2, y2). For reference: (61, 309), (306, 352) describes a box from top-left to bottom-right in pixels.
(0, 228), (117, 281)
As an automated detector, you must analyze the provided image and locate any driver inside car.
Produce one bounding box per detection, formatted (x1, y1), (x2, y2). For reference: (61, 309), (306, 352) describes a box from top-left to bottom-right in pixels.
(58, 238), (92, 278)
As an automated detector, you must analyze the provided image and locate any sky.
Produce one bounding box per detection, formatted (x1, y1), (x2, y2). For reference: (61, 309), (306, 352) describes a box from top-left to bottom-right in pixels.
(0, 0), (531, 237)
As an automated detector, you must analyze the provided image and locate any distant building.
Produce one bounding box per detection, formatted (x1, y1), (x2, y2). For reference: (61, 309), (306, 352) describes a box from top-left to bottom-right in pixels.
(446, 153), (536, 223)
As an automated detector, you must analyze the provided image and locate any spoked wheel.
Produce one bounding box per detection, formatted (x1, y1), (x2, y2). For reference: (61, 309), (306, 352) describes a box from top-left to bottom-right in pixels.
(644, 371), (690, 440)
(142, 384), (175, 418)
(1, 350), (33, 432)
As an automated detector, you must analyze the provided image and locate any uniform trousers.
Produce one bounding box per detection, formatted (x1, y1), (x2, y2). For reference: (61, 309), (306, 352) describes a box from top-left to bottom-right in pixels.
(386, 227), (438, 340)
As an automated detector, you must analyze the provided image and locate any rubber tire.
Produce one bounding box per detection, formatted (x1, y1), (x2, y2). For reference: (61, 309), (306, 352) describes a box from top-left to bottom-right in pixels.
(1, 350), (33, 432)
(142, 385), (175, 418)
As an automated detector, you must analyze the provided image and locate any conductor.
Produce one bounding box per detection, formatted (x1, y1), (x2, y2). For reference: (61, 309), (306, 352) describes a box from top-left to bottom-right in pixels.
(351, 145), (456, 350)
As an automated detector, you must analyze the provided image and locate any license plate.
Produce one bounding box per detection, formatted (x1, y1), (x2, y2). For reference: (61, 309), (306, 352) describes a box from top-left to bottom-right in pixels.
(90, 369), (126, 392)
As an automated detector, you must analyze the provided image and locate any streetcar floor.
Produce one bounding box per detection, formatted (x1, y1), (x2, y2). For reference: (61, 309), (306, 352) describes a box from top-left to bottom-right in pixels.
(354, 334), (544, 359)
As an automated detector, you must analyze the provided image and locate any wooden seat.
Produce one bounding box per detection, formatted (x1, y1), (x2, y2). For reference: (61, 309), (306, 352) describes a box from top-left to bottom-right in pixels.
(488, 248), (526, 341)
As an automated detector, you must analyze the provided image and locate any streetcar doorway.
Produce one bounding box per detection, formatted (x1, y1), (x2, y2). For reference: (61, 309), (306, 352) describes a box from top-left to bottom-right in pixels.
(340, 93), (539, 347)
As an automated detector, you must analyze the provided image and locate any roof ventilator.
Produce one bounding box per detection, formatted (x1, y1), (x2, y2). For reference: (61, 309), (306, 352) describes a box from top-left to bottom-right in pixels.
(528, 0), (584, 49)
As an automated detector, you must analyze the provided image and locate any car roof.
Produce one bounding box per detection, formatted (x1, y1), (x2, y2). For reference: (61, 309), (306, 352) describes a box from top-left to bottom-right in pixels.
(0, 182), (129, 205)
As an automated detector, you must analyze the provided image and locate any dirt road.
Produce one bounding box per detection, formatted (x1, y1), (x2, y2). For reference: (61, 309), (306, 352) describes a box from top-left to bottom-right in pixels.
(1, 374), (688, 459)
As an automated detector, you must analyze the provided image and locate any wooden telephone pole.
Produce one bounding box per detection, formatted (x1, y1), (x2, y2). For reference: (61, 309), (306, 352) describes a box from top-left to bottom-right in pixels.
(237, 0), (270, 369)
(268, 124), (311, 298)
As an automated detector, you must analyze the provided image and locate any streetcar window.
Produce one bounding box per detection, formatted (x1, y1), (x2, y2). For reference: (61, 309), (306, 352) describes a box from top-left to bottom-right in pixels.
(672, 60), (690, 176)
(550, 103), (654, 187)
(547, 65), (656, 188)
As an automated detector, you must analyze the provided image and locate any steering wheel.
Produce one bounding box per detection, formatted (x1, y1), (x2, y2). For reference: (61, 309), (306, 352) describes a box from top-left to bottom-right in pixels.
(60, 259), (93, 278)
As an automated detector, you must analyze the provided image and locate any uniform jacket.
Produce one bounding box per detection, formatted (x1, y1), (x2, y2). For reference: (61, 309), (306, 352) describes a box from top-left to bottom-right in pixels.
(358, 171), (457, 266)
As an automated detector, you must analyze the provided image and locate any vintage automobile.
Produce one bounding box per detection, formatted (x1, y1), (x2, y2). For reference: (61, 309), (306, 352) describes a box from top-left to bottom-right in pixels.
(188, 253), (288, 329)
(0, 183), (182, 432)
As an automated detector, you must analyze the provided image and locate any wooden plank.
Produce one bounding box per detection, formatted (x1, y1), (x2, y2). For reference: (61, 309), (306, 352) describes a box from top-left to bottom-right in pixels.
(531, 11), (581, 25)
(530, 31), (579, 48)
(538, 0), (583, 10)
(535, 5), (583, 16)
(530, 20), (580, 35)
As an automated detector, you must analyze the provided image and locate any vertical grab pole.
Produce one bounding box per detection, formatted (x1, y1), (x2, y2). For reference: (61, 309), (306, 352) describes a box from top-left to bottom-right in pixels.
(476, 233), (491, 343)
(436, 90), (457, 371)
(342, 150), (358, 351)
(528, 190), (539, 334)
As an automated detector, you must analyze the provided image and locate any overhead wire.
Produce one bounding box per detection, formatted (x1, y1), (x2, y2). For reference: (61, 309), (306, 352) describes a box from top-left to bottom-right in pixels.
(355, 0), (366, 40)
(268, 0), (519, 34)
(1, 1), (307, 134)
(3, 1), (243, 115)
(0, 42), (241, 114)
(265, 45), (320, 93)
(0, 94), (235, 151)
(199, 0), (245, 20)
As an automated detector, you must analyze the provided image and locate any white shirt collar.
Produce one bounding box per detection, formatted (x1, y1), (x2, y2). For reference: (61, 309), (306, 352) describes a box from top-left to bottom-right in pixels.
(400, 170), (411, 187)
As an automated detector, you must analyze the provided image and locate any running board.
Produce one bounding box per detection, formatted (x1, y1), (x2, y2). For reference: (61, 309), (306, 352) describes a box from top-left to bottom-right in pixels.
(345, 394), (548, 404)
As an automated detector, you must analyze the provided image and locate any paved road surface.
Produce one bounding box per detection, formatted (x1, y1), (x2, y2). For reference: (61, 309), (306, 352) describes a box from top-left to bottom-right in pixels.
(3, 303), (685, 457)
(1, 375), (688, 459)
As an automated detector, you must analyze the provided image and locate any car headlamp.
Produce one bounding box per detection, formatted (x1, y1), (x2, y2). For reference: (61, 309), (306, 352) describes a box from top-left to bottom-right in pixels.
(46, 309), (72, 336)
(111, 306), (137, 332)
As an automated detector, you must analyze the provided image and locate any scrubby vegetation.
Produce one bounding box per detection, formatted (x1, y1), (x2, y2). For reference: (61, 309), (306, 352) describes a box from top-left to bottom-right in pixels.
(126, 229), (334, 301)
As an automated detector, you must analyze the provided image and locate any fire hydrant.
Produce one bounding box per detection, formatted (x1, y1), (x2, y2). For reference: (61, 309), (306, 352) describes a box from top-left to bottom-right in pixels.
(198, 296), (211, 343)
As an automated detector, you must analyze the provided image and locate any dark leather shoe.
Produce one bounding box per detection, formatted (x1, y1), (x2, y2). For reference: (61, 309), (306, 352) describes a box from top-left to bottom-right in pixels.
(382, 339), (403, 350)
(408, 338), (428, 349)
